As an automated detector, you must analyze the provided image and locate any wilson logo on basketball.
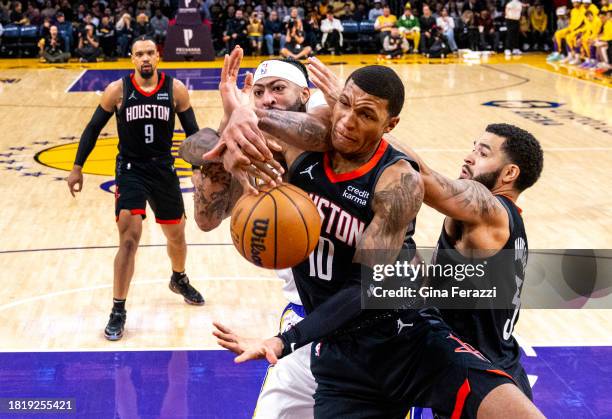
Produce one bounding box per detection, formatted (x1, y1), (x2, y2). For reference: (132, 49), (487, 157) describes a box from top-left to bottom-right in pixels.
(250, 219), (270, 267)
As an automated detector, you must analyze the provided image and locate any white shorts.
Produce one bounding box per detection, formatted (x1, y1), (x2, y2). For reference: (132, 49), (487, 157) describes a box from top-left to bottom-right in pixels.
(253, 303), (316, 419)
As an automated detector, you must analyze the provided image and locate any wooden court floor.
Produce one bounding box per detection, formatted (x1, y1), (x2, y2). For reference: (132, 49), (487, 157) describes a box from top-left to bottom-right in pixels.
(0, 54), (610, 352)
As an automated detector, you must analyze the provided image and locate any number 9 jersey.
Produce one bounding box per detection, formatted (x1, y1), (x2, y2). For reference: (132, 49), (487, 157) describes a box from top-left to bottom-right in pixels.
(116, 71), (176, 160)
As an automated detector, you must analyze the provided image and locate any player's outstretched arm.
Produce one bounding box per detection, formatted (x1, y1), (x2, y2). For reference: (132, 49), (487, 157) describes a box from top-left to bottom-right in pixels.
(66, 80), (121, 197)
(396, 142), (507, 226)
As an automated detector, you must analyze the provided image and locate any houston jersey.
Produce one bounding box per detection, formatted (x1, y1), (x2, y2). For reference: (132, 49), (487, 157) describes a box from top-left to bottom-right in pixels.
(434, 195), (528, 370)
(288, 139), (418, 314)
(116, 71), (176, 159)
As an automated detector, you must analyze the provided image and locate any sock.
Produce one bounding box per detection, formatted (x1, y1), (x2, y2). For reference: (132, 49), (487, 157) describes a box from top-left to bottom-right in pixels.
(172, 270), (187, 281)
(113, 298), (126, 312)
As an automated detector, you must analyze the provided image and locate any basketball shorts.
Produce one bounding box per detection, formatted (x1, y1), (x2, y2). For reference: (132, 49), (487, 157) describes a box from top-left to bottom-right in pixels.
(114, 154), (185, 223)
(311, 308), (516, 419)
(254, 303), (316, 419)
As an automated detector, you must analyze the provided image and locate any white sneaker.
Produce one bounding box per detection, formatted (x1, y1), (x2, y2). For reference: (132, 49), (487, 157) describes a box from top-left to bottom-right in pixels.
(505, 49), (512, 56)
(568, 57), (580, 65)
(512, 49), (522, 55)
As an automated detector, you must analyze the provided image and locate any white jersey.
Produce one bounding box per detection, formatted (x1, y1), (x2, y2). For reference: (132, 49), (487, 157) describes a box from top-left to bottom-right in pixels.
(276, 268), (302, 305)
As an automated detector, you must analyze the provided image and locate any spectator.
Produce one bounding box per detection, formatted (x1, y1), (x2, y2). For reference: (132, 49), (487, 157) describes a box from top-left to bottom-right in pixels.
(248, 11), (264, 55)
(530, 3), (548, 51)
(150, 9), (169, 44)
(41, 1), (56, 20)
(115, 13), (133, 57)
(134, 13), (153, 38)
(374, 5), (397, 48)
(351, 3), (368, 21)
(437, 7), (457, 51)
(97, 15), (117, 60)
(274, 0), (289, 21)
(420, 4), (437, 53)
(211, 3), (228, 53)
(285, 7), (301, 32)
(58, 0), (73, 22)
(41, 24), (70, 63)
(291, 0), (305, 19)
(519, 9), (530, 50)
(448, 0), (461, 18)
(55, 12), (73, 52)
(318, 0), (331, 19)
(303, 10), (320, 49)
(26, 3), (42, 26)
(458, 9), (479, 49)
(476, 8), (495, 50)
(76, 24), (100, 62)
(383, 26), (409, 57)
(1, 0), (11, 21)
(280, 22), (312, 58)
(10, 2), (29, 25)
(223, 8), (248, 52)
(504, 0), (523, 56)
(462, 0), (484, 15)
(264, 10), (286, 55)
(331, 0), (353, 19)
(593, 9), (611, 71)
(369, 0), (384, 21)
(76, 4), (87, 23)
(320, 10), (343, 54)
(398, 6), (420, 53)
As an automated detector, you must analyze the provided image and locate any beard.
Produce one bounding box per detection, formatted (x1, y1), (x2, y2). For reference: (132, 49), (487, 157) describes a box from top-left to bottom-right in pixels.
(282, 96), (306, 112)
(472, 168), (502, 191)
(139, 66), (154, 79)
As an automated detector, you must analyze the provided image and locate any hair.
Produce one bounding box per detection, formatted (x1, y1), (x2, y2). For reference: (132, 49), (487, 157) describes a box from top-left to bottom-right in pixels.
(485, 123), (543, 191)
(276, 57), (310, 85)
(346, 65), (405, 117)
(131, 35), (156, 49)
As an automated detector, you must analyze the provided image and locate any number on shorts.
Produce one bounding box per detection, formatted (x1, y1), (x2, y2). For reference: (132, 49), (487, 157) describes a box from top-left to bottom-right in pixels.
(144, 124), (154, 144)
(309, 237), (334, 281)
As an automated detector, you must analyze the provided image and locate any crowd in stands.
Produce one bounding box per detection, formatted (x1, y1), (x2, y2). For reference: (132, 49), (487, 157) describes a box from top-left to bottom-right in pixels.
(0, 0), (609, 73)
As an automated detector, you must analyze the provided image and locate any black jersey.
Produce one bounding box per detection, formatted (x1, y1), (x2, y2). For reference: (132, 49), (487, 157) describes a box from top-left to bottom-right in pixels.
(288, 139), (418, 314)
(433, 195), (528, 371)
(115, 71), (175, 160)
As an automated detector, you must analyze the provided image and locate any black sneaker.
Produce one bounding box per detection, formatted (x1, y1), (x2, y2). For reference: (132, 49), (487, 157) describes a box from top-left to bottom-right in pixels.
(169, 274), (205, 305)
(104, 309), (126, 341)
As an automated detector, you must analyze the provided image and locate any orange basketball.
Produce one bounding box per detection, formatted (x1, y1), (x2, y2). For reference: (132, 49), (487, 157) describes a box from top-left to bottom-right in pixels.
(230, 184), (321, 269)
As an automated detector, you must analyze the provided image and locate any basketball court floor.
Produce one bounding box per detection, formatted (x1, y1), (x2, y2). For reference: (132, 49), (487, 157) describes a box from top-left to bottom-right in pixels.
(0, 53), (610, 418)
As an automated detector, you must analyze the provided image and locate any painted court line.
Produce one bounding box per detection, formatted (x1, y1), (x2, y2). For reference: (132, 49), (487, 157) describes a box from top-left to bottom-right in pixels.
(64, 69), (87, 93)
(0, 276), (281, 313)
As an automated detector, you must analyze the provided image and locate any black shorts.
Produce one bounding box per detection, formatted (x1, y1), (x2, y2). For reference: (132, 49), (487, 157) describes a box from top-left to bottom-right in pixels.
(311, 309), (515, 419)
(114, 154), (185, 223)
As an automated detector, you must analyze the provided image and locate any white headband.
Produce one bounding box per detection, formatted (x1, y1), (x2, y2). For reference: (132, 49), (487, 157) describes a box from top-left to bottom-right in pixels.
(253, 60), (308, 88)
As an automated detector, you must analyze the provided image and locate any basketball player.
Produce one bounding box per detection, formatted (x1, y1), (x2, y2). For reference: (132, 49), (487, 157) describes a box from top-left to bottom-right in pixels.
(179, 47), (326, 418)
(66, 36), (204, 341)
(277, 60), (543, 399)
(213, 66), (544, 418)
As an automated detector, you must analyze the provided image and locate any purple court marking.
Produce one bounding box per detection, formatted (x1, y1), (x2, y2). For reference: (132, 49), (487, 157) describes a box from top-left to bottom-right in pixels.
(68, 68), (256, 92)
(0, 347), (610, 418)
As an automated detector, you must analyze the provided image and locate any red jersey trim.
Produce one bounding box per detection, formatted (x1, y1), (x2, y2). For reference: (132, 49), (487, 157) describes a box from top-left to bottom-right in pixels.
(496, 194), (522, 214)
(130, 71), (165, 97)
(156, 218), (183, 225)
(450, 378), (471, 419)
(323, 139), (388, 183)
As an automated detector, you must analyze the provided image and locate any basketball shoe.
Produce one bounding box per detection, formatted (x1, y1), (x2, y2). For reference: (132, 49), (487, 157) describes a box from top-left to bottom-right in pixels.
(169, 272), (205, 305)
(104, 309), (127, 341)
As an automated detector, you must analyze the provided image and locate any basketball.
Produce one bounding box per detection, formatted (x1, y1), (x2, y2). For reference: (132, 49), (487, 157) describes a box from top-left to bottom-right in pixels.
(230, 184), (321, 269)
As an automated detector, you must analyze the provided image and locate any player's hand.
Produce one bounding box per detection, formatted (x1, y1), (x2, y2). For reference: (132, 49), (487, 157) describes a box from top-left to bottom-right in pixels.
(213, 322), (284, 364)
(307, 57), (342, 108)
(66, 167), (83, 197)
(219, 46), (254, 118)
(220, 144), (283, 195)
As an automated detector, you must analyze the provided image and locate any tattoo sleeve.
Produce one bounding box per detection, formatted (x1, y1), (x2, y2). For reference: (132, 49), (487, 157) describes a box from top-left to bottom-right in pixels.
(178, 127), (220, 166)
(193, 162), (236, 231)
(256, 109), (332, 152)
(354, 167), (424, 267)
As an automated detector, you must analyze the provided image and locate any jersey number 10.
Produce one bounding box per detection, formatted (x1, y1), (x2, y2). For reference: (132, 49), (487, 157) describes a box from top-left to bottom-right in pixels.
(308, 237), (334, 281)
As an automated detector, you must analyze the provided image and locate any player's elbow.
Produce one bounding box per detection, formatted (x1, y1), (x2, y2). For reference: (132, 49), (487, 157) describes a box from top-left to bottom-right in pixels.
(194, 212), (223, 232)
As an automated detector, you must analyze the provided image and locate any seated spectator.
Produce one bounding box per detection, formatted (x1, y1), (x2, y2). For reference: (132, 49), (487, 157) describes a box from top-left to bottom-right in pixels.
(40, 16), (52, 40)
(458, 9), (478, 50)
(529, 3), (548, 51)
(150, 9), (169, 45)
(55, 12), (73, 53)
(41, 1), (56, 20)
(280, 24), (312, 59)
(437, 7), (458, 52)
(10, 2), (29, 25)
(593, 8), (611, 72)
(58, 0), (73, 21)
(247, 11), (264, 55)
(40, 24), (70, 63)
(317, 0), (331, 19)
(398, 6), (420, 53)
(115, 13), (134, 57)
(134, 13), (153, 38)
(303, 10), (320, 48)
(519, 9), (530, 51)
(76, 24), (100, 62)
(476, 8), (495, 50)
(223, 9), (248, 52)
(369, 0), (384, 21)
(383, 26), (409, 57)
(264, 10), (286, 55)
(351, 3), (368, 21)
(320, 10), (343, 54)
(97, 16), (117, 60)
(331, 0), (353, 19)
(374, 5), (397, 50)
(419, 4), (437, 53)
(274, 0), (289, 21)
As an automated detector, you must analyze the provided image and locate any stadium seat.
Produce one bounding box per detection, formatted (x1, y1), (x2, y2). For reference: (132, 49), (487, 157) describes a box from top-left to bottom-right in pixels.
(357, 21), (377, 53)
(19, 25), (40, 57)
(0, 25), (21, 57)
(342, 20), (359, 52)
